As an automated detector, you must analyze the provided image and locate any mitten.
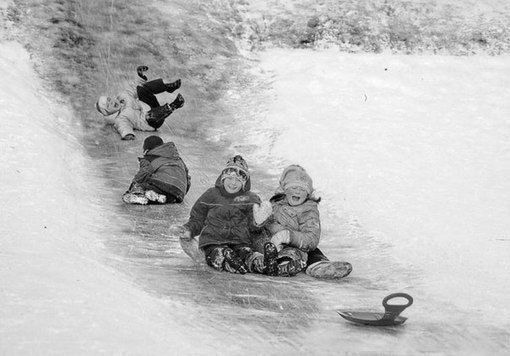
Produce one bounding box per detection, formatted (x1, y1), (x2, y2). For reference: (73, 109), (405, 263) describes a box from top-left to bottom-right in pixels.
(253, 200), (273, 225)
(271, 230), (291, 252)
(137, 65), (148, 81)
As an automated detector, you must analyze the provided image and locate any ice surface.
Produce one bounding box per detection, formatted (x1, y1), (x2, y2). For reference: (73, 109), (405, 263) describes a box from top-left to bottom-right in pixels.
(2, 32), (510, 356)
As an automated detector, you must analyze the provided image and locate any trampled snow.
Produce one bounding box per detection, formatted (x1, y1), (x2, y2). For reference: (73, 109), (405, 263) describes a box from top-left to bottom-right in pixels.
(233, 48), (510, 322)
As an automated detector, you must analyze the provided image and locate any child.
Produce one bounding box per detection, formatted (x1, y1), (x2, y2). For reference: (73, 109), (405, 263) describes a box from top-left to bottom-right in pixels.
(253, 165), (321, 277)
(175, 155), (265, 274)
(122, 135), (191, 205)
(95, 66), (185, 140)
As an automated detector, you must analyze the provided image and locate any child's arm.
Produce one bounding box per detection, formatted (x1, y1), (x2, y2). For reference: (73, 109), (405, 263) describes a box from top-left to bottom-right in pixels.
(183, 189), (213, 238)
(288, 208), (321, 252)
(131, 157), (154, 185)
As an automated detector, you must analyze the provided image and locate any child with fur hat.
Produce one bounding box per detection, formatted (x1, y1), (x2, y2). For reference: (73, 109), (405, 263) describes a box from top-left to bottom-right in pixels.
(122, 135), (191, 205)
(253, 164), (321, 277)
(95, 66), (184, 140)
(173, 155), (266, 274)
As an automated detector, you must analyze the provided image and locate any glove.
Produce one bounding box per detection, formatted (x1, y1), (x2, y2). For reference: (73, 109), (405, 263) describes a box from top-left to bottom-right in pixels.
(169, 225), (191, 241)
(271, 230), (290, 252)
(253, 200), (273, 225)
(137, 65), (148, 81)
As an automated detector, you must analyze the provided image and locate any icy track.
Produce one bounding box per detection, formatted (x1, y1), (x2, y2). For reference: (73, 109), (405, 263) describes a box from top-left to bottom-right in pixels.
(1, 39), (510, 354)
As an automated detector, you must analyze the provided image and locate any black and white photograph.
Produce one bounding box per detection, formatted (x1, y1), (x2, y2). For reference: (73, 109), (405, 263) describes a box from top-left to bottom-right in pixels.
(1, 0), (509, 354)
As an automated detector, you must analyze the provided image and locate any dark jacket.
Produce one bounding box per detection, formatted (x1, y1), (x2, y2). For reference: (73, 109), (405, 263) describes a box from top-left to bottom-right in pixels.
(132, 142), (190, 202)
(184, 174), (261, 249)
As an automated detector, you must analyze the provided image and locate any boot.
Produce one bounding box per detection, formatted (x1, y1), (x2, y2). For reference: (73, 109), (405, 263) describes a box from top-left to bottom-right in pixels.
(168, 93), (185, 110)
(145, 190), (167, 203)
(122, 192), (148, 205)
(223, 248), (248, 274)
(263, 242), (278, 276)
(165, 79), (181, 93)
(305, 261), (352, 279)
(277, 259), (305, 277)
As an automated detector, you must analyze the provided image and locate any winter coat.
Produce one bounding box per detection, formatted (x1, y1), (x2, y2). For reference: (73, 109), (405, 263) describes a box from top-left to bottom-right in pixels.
(184, 174), (261, 249)
(104, 86), (155, 139)
(267, 194), (321, 252)
(132, 142), (190, 201)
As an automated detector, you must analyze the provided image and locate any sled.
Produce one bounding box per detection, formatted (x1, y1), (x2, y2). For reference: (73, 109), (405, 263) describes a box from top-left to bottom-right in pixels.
(337, 292), (413, 326)
(179, 236), (205, 263)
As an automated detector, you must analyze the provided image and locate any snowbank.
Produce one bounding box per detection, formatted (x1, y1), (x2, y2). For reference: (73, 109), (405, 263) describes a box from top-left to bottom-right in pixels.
(0, 41), (199, 354)
(244, 47), (510, 322)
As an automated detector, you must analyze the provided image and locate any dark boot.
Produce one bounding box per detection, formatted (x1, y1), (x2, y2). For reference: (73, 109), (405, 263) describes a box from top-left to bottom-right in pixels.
(277, 259), (304, 277)
(263, 242), (278, 276)
(223, 248), (248, 274)
(169, 93), (185, 110)
(165, 79), (181, 93)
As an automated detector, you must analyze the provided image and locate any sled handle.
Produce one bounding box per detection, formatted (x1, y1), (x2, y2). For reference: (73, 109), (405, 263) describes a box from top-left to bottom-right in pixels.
(381, 293), (413, 320)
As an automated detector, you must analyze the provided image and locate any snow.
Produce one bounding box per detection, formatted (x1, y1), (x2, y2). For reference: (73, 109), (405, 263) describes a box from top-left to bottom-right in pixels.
(2, 9), (510, 354)
(244, 47), (510, 322)
(0, 41), (203, 355)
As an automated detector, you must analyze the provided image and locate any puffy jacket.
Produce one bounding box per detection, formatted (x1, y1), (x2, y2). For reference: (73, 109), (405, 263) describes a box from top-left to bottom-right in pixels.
(132, 142), (190, 201)
(267, 195), (321, 252)
(104, 87), (155, 139)
(184, 174), (261, 249)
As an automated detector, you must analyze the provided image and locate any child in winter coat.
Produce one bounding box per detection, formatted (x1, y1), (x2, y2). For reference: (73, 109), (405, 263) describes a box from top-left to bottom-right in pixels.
(122, 135), (191, 205)
(253, 165), (321, 277)
(174, 155), (266, 274)
(95, 66), (185, 140)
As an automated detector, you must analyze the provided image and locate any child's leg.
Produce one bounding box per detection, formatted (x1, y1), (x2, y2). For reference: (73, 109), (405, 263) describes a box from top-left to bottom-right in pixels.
(276, 247), (307, 277)
(136, 80), (163, 108)
(203, 245), (248, 274)
(137, 79), (182, 108)
(145, 93), (185, 129)
(233, 245), (264, 273)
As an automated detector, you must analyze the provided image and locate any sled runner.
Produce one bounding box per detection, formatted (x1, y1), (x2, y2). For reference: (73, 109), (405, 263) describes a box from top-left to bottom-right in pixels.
(337, 292), (413, 326)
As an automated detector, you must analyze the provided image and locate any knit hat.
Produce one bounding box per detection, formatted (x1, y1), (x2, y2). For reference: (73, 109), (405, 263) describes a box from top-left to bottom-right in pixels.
(143, 135), (164, 152)
(221, 155), (249, 183)
(95, 96), (109, 116)
(279, 164), (313, 195)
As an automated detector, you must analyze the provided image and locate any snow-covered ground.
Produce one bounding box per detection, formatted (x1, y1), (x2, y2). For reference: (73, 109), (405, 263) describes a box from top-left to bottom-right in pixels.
(2, 9), (510, 354)
(229, 48), (510, 323)
(0, 41), (209, 355)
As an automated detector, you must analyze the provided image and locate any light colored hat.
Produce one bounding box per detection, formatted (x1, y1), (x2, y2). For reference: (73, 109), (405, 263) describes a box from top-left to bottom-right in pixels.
(95, 96), (109, 116)
(279, 164), (313, 195)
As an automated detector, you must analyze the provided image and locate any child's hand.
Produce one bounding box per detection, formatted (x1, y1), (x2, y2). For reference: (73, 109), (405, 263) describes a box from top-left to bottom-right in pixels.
(169, 225), (191, 240)
(271, 230), (290, 252)
(253, 200), (273, 225)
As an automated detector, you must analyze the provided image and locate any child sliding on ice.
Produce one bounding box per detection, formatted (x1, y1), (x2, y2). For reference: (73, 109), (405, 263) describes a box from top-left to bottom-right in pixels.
(95, 66), (184, 140)
(123, 135), (190, 205)
(253, 165), (322, 277)
(174, 155), (266, 274)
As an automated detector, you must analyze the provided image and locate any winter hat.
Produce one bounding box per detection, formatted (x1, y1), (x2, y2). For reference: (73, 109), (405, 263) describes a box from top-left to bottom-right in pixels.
(221, 155), (249, 183)
(95, 96), (109, 116)
(143, 135), (164, 152)
(279, 164), (314, 195)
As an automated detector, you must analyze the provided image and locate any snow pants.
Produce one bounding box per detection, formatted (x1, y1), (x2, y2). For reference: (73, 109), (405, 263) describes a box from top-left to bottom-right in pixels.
(137, 79), (173, 130)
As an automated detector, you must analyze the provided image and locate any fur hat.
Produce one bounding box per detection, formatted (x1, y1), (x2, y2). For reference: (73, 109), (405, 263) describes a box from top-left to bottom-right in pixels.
(279, 164), (313, 195)
(221, 155), (249, 183)
(95, 96), (109, 116)
(143, 135), (164, 152)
